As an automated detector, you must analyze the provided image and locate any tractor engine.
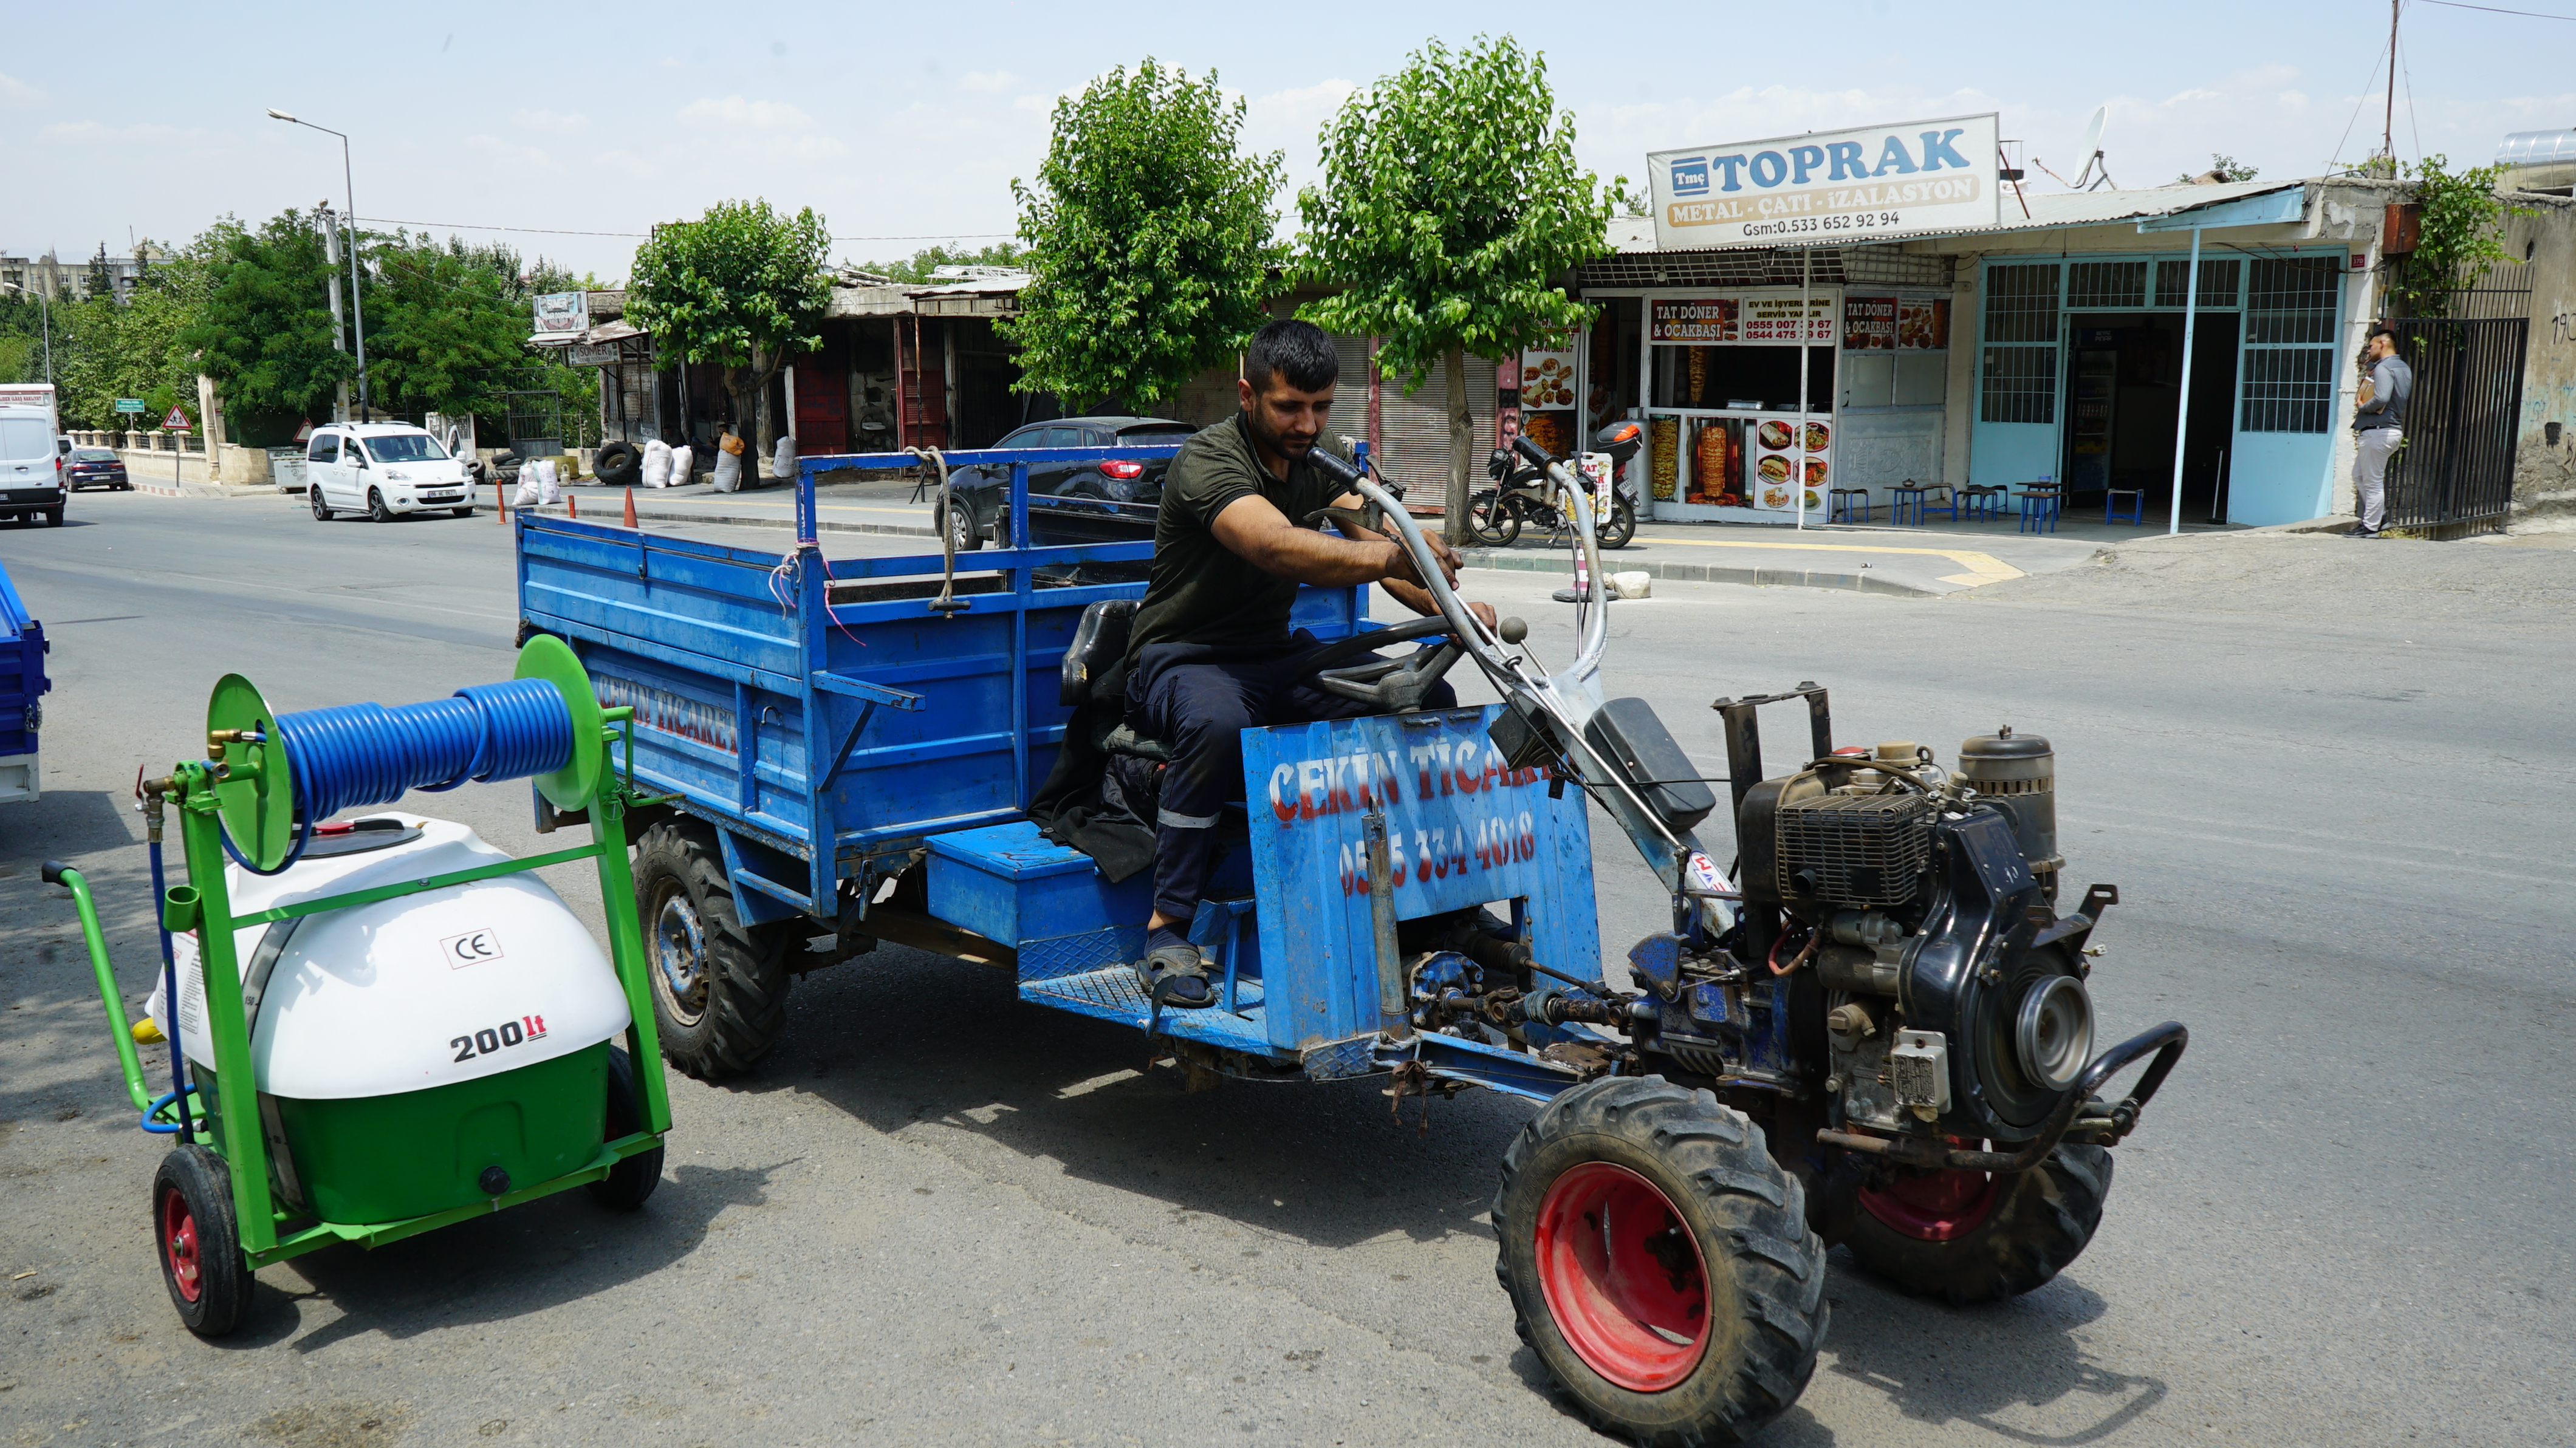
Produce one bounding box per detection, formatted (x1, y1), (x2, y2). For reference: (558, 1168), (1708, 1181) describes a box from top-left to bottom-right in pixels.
(1732, 729), (2105, 1147)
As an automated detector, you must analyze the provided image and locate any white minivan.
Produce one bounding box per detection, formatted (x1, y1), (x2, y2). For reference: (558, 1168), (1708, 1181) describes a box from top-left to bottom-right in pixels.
(0, 405), (66, 527)
(306, 423), (476, 522)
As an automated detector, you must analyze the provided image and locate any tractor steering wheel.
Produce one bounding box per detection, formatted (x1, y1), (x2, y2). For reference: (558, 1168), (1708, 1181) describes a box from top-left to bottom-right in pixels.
(1289, 616), (1470, 714)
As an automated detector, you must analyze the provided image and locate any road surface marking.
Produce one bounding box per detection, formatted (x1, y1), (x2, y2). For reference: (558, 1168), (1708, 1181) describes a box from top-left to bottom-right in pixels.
(1632, 534), (2024, 585)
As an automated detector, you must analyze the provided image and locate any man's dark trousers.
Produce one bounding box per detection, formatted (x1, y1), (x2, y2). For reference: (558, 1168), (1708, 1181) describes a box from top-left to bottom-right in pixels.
(1128, 634), (1458, 925)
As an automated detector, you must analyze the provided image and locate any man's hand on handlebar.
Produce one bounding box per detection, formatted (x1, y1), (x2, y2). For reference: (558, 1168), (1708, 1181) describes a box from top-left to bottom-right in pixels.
(1378, 537), (1497, 634)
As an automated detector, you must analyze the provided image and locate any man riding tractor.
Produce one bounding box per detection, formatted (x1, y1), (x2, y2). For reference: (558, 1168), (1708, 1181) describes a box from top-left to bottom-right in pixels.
(1121, 319), (1499, 1008)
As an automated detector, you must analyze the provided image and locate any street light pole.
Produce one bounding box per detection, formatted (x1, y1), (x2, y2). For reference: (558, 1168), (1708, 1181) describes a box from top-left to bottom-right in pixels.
(267, 109), (370, 415)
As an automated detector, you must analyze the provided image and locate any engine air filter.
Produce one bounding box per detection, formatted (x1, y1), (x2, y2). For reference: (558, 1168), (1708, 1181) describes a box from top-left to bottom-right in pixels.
(1775, 791), (1932, 907)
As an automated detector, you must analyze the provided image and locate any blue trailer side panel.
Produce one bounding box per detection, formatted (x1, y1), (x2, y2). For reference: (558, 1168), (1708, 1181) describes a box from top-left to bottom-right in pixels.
(1245, 707), (1599, 1051)
(0, 557), (48, 802)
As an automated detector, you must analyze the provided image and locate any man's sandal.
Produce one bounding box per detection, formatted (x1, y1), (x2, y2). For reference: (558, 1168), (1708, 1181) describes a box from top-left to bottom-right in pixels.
(1137, 939), (1214, 1009)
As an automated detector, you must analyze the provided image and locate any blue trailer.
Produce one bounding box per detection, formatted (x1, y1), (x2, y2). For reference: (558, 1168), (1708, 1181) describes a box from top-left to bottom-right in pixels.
(512, 439), (2185, 1443)
(0, 556), (49, 804)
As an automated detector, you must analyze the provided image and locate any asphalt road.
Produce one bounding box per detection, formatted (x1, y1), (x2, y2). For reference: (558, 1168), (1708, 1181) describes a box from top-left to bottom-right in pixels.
(2, 493), (2570, 1447)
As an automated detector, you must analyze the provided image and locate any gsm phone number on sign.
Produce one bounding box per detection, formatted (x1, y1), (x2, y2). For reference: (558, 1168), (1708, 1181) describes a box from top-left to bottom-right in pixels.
(1745, 212), (1906, 239)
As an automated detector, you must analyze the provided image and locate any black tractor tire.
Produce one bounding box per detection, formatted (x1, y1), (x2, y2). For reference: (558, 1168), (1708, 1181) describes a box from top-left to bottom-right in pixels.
(310, 487), (332, 521)
(942, 502), (985, 552)
(1600, 494), (1638, 550)
(1468, 490), (1521, 547)
(1843, 1144), (2113, 1306)
(587, 1047), (665, 1211)
(1495, 1075), (1828, 1447)
(367, 488), (393, 524)
(594, 440), (642, 488)
(152, 1144), (249, 1337)
(633, 820), (792, 1081)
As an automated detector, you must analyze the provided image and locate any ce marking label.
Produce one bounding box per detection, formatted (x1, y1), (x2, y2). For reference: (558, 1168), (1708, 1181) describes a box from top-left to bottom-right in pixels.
(442, 928), (505, 969)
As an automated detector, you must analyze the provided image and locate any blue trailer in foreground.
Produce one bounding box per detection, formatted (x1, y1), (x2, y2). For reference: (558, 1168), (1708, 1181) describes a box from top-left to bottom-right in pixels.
(0, 556), (49, 804)
(513, 439), (2186, 1444)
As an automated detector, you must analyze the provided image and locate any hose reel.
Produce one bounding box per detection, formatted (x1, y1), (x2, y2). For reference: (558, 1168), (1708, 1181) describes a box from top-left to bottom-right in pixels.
(205, 635), (608, 873)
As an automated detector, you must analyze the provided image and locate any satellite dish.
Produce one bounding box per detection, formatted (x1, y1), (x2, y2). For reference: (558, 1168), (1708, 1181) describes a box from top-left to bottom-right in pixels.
(2074, 106), (2117, 190)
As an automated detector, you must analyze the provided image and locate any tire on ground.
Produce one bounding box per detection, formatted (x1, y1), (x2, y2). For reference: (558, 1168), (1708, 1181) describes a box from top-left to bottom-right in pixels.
(1494, 1074), (1828, 1447)
(153, 1143), (249, 1337)
(632, 819), (793, 1081)
(587, 1046), (665, 1210)
(1843, 1144), (2112, 1306)
(594, 440), (642, 488)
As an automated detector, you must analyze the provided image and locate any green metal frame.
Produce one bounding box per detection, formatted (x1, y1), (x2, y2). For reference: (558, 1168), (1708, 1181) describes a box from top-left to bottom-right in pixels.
(57, 642), (671, 1270)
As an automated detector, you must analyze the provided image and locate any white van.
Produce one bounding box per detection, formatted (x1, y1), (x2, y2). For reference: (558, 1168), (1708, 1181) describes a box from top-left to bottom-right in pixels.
(0, 403), (66, 527)
(304, 423), (476, 522)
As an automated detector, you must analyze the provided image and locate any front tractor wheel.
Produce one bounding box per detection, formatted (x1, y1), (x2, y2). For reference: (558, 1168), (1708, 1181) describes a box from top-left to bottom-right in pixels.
(1495, 1076), (1828, 1446)
(1844, 1143), (2112, 1306)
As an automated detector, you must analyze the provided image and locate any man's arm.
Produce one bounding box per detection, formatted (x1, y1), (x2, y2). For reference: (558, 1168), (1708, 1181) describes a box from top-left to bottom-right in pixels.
(1207, 490), (1498, 630)
(1315, 493), (1501, 630)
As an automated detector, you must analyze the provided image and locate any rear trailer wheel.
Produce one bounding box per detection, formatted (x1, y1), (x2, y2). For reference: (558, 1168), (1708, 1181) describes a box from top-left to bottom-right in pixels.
(152, 1145), (248, 1337)
(1495, 1076), (1828, 1446)
(1845, 1143), (2112, 1306)
(634, 822), (792, 1081)
(587, 1047), (665, 1211)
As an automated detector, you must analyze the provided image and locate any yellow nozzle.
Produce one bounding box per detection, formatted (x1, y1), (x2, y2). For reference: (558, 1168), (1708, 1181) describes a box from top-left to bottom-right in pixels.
(131, 1017), (166, 1045)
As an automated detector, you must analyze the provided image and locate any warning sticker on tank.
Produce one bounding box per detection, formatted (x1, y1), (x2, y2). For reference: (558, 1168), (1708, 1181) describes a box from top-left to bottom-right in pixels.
(440, 927), (505, 969)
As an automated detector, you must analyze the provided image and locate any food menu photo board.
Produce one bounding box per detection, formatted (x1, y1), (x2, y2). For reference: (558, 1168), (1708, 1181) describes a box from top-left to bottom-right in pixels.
(1848, 295), (1952, 350)
(1747, 415), (1830, 515)
(1519, 344), (1578, 408)
(1897, 298), (1950, 349)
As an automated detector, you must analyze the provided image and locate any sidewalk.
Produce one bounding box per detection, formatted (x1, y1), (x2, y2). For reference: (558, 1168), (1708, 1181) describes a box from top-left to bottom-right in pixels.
(536, 475), (2132, 596)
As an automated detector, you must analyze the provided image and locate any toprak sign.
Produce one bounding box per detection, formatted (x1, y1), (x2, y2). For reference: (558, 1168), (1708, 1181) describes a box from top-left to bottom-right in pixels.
(1648, 113), (2000, 250)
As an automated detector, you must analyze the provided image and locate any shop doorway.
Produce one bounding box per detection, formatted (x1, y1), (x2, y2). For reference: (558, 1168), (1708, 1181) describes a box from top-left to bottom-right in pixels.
(2061, 312), (2239, 521)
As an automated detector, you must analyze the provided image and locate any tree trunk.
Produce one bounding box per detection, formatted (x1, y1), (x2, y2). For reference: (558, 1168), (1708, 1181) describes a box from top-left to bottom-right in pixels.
(1443, 343), (1472, 548)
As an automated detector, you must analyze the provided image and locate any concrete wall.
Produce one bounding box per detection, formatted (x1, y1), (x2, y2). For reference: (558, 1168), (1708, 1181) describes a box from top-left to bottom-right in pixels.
(2507, 193), (2576, 527)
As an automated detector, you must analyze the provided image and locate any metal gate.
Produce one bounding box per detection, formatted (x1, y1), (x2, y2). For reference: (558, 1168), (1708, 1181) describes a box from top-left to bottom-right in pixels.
(2382, 309), (2527, 533)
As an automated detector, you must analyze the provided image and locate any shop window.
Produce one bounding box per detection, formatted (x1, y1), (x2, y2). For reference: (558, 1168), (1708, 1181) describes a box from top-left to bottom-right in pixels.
(2155, 258), (2241, 309)
(2066, 261), (2148, 310)
(1981, 346), (2057, 425)
(2239, 348), (2334, 433)
(2245, 259), (2340, 344)
(1982, 264), (2058, 343)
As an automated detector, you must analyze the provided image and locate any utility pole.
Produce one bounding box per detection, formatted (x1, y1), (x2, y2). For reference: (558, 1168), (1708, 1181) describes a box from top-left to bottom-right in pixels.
(2383, 0), (2400, 176)
(318, 205), (352, 423)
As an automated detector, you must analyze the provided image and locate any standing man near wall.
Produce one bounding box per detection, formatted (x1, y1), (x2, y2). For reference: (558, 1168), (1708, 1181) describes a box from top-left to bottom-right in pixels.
(2349, 325), (2411, 538)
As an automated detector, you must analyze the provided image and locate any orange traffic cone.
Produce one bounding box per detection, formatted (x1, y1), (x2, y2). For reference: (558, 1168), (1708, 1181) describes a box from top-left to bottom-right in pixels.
(567, 493), (578, 519)
(623, 487), (638, 530)
(496, 485), (507, 525)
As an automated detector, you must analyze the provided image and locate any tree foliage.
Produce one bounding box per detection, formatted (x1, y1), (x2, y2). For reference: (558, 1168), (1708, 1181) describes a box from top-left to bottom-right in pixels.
(627, 199), (831, 464)
(2389, 153), (2528, 316)
(176, 211), (354, 437)
(1296, 35), (1611, 540)
(2176, 154), (2259, 184)
(364, 233), (550, 420)
(1002, 60), (1287, 411)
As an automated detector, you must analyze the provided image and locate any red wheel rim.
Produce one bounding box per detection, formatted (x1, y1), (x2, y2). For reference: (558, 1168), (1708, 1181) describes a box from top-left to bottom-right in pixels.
(1860, 1167), (2002, 1241)
(1534, 1161), (1710, 1392)
(161, 1186), (202, 1303)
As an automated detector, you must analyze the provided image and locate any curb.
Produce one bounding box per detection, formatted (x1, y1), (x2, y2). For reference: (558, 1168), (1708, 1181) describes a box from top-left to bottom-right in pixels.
(1459, 548), (1944, 598)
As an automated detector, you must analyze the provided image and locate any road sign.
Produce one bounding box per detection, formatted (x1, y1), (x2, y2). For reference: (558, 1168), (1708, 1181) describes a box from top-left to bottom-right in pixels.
(114, 398), (147, 414)
(162, 406), (191, 431)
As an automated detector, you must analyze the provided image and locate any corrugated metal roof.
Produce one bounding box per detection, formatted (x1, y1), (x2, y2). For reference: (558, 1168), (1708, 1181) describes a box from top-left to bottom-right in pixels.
(1608, 178), (2313, 256)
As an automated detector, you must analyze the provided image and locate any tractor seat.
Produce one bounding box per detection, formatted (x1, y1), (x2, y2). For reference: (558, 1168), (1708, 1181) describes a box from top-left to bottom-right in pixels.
(1063, 600), (1171, 761)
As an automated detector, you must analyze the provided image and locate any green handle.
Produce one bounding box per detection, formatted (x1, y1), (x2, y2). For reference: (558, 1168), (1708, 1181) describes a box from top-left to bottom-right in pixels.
(45, 863), (154, 1115)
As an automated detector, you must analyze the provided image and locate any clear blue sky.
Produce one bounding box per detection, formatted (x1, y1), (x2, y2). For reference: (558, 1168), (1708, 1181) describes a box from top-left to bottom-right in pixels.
(8, 0), (2567, 281)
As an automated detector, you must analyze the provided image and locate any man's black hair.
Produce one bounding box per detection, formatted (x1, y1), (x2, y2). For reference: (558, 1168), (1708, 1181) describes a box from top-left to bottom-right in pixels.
(2366, 323), (2398, 343)
(1244, 318), (1339, 394)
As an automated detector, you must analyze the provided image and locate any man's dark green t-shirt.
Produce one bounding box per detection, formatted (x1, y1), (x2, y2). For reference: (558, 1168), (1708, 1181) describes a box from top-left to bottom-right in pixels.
(1125, 412), (1350, 663)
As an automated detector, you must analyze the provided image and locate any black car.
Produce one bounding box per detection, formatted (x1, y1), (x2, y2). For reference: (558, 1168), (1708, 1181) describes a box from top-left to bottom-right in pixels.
(937, 415), (1194, 551)
(63, 448), (129, 491)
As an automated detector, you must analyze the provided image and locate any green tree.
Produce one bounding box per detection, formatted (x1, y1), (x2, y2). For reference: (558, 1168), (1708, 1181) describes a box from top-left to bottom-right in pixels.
(1002, 60), (1287, 411)
(2176, 154), (2259, 184)
(2389, 153), (2527, 316)
(179, 211), (356, 442)
(626, 199), (831, 470)
(858, 241), (1026, 285)
(1298, 35), (1612, 543)
(363, 233), (544, 422)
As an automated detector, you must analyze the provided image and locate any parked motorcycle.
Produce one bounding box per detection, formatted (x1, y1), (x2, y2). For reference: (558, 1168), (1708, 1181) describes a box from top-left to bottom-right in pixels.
(1471, 420), (1642, 549)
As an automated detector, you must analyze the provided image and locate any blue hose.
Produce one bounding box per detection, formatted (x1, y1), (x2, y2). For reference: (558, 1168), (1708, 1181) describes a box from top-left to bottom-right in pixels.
(222, 678), (574, 876)
(148, 836), (193, 1144)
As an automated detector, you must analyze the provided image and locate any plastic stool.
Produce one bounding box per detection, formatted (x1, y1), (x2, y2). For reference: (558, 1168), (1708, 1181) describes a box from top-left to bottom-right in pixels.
(1890, 483), (1930, 527)
(1920, 485), (1961, 524)
(1960, 485), (2007, 521)
(2016, 487), (2063, 534)
(2105, 488), (2145, 525)
(1828, 487), (1871, 524)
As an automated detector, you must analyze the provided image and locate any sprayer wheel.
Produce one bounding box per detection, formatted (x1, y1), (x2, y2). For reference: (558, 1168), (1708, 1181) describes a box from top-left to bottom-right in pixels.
(588, 1047), (665, 1211)
(152, 1145), (248, 1337)
(635, 821), (793, 1081)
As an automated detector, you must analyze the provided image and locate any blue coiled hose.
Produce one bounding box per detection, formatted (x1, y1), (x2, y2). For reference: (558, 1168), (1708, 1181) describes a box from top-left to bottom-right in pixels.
(221, 678), (575, 876)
